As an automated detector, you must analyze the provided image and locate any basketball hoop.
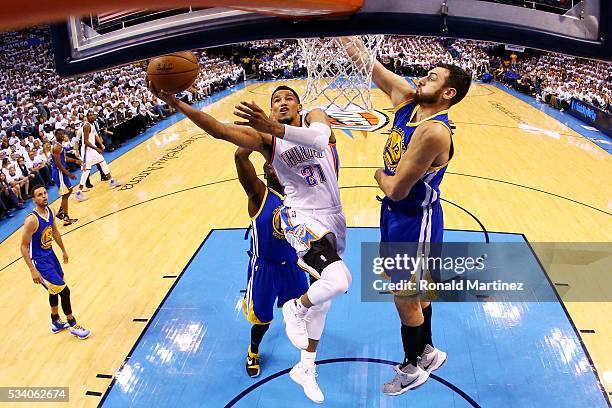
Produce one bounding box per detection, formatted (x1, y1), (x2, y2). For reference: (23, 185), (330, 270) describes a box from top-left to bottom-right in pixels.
(298, 35), (384, 113)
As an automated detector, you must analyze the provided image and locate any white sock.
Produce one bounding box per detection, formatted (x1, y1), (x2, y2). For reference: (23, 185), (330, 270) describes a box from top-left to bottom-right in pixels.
(301, 350), (316, 367)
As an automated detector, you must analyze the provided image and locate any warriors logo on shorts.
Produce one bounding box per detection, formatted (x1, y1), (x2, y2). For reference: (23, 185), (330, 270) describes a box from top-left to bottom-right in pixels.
(271, 207), (285, 240)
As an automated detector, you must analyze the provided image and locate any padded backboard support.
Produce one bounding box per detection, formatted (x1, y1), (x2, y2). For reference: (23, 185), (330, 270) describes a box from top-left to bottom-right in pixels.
(1, 0), (363, 30)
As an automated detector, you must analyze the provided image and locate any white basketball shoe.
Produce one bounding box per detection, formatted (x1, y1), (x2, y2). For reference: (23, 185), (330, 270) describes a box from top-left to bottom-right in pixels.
(290, 362), (324, 403)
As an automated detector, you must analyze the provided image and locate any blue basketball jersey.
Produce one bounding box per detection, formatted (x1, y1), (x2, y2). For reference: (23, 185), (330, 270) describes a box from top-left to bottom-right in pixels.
(383, 100), (453, 209)
(51, 143), (68, 175)
(250, 188), (297, 263)
(29, 206), (54, 259)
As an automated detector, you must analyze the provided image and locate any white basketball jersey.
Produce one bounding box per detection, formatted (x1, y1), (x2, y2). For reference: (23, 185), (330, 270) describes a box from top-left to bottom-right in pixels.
(271, 118), (341, 211)
(77, 120), (98, 152)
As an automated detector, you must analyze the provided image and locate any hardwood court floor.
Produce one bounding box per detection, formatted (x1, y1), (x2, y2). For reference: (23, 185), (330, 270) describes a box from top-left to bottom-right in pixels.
(0, 80), (610, 406)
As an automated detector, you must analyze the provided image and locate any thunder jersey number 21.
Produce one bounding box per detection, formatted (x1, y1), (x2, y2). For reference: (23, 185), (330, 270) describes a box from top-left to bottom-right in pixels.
(301, 164), (327, 186)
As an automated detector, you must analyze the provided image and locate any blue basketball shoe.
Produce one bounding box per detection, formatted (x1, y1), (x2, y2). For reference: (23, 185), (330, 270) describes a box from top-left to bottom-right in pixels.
(51, 320), (70, 334)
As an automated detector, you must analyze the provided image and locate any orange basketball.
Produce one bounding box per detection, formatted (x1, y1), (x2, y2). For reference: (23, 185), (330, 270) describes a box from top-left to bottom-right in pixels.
(147, 51), (199, 94)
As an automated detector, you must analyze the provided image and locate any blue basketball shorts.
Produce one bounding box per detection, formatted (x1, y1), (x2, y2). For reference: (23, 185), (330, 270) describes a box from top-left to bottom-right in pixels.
(52, 169), (72, 196)
(33, 252), (66, 294)
(243, 256), (308, 324)
(379, 197), (443, 297)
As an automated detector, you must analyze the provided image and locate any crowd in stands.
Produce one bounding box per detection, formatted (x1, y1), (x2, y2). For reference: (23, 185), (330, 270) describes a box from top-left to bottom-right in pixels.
(0, 28), (244, 220)
(378, 36), (455, 76)
(1, 27), (610, 220)
(377, 37), (494, 78)
(242, 36), (610, 115)
(0, 26), (47, 45)
(235, 41), (307, 80)
(497, 54), (611, 113)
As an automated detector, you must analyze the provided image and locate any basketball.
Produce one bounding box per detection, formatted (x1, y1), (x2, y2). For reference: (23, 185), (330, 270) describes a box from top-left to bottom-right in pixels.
(147, 51), (199, 94)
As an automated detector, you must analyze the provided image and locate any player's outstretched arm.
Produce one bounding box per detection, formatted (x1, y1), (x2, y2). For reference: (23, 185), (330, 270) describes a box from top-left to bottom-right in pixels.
(372, 60), (416, 107)
(234, 102), (331, 152)
(375, 122), (449, 201)
(234, 148), (267, 218)
(341, 36), (414, 107)
(147, 79), (273, 159)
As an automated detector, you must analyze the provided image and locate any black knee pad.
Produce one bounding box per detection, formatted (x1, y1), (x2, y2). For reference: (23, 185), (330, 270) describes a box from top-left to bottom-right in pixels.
(49, 294), (59, 307)
(303, 234), (341, 274)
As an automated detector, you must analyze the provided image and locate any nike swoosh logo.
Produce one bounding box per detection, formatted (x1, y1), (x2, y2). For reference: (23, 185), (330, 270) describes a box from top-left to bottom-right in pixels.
(421, 360), (433, 370)
(400, 377), (418, 389)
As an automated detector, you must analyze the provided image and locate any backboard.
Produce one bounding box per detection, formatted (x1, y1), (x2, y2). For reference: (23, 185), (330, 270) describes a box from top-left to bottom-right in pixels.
(49, 0), (610, 76)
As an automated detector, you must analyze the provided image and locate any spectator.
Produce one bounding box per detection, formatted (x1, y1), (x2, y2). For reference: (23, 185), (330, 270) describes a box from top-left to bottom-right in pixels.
(0, 171), (24, 215)
(16, 155), (46, 191)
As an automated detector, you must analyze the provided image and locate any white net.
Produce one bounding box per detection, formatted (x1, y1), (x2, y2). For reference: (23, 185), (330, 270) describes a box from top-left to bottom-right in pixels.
(297, 35), (384, 112)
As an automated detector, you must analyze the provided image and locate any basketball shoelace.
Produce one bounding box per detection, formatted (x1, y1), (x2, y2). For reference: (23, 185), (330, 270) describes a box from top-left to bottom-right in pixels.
(303, 366), (319, 384)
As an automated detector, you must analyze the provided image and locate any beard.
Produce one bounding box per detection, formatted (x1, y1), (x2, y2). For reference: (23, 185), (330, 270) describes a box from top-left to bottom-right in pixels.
(413, 88), (443, 104)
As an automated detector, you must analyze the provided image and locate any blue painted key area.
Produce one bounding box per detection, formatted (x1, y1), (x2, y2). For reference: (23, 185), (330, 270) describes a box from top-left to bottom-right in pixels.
(101, 228), (607, 408)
